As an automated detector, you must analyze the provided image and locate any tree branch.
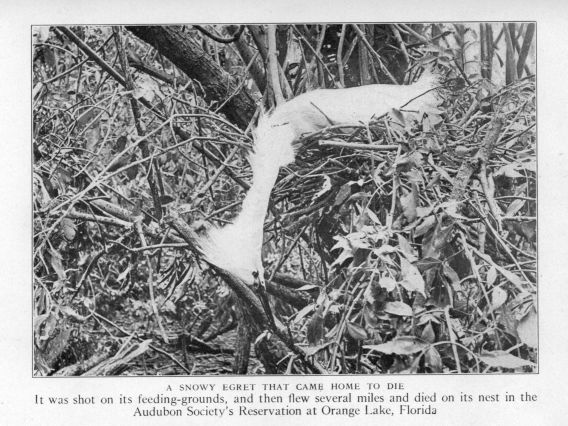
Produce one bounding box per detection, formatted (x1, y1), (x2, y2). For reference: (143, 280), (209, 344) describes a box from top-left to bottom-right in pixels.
(126, 25), (256, 129)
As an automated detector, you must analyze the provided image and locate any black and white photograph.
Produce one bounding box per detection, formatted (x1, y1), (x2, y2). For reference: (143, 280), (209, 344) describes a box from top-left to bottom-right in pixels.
(31, 22), (537, 377)
(6, 0), (568, 423)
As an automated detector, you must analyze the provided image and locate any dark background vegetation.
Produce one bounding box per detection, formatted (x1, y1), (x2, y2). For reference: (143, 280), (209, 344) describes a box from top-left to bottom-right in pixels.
(33, 23), (536, 375)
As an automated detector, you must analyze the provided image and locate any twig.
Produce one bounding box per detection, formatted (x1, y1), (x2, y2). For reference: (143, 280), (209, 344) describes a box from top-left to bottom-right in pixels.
(516, 23), (535, 78)
(57, 26), (126, 86)
(478, 161), (502, 232)
(470, 214), (535, 289)
(114, 26), (163, 219)
(66, 210), (131, 228)
(195, 146), (240, 198)
(226, 25), (266, 93)
(167, 212), (328, 374)
(214, 51), (260, 113)
(173, 126), (251, 190)
(319, 140), (398, 151)
(388, 144), (403, 229)
(204, 321), (238, 342)
(70, 250), (105, 301)
(458, 232), (497, 324)
(351, 24), (398, 84)
(128, 56), (188, 87)
(336, 24), (347, 87)
(443, 306), (462, 373)
(91, 311), (190, 374)
(194, 25), (245, 44)
(267, 25), (285, 105)
(398, 24), (429, 45)
(391, 25), (410, 69)
(292, 26), (337, 84)
(134, 218), (169, 344)
(267, 224), (309, 284)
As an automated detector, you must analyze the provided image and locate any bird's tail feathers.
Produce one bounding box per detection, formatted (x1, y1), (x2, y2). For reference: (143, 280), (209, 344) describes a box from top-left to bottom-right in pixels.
(413, 67), (443, 90)
(403, 67), (444, 114)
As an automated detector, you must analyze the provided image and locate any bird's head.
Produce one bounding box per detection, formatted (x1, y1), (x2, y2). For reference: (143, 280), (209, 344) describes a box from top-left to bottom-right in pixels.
(252, 269), (265, 289)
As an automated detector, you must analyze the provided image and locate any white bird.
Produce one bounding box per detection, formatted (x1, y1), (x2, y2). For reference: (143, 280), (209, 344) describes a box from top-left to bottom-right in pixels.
(198, 69), (443, 286)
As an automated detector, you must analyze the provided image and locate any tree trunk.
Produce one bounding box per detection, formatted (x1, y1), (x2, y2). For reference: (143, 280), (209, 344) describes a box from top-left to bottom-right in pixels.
(127, 26), (256, 129)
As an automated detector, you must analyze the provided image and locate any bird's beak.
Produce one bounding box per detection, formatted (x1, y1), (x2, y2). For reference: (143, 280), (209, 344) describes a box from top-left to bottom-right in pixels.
(252, 270), (265, 288)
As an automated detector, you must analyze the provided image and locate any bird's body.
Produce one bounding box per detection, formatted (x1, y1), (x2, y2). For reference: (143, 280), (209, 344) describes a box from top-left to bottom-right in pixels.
(198, 70), (442, 285)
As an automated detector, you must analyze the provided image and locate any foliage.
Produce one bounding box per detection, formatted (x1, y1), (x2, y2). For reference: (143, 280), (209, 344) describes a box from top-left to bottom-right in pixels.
(33, 23), (536, 375)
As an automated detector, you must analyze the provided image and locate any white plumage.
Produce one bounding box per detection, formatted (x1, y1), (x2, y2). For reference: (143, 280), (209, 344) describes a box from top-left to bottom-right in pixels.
(199, 116), (296, 284)
(199, 70), (442, 285)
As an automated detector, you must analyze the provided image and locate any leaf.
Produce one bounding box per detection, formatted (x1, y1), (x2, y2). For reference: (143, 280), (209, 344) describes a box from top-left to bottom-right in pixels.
(160, 300), (177, 315)
(399, 258), (426, 296)
(372, 244), (397, 258)
(59, 306), (87, 322)
(115, 135), (128, 151)
(34, 312), (57, 346)
(475, 251), (525, 291)
(331, 236), (354, 267)
(363, 305), (379, 328)
(85, 124), (100, 151)
(384, 301), (413, 316)
(441, 201), (470, 220)
(442, 263), (460, 289)
(486, 266), (497, 286)
(390, 108), (406, 126)
(33, 313), (50, 344)
(107, 155), (130, 173)
(52, 280), (65, 292)
(400, 187), (418, 222)
(421, 322), (436, 343)
(306, 310), (325, 345)
(415, 257), (442, 273)
(480, 350), (535, 369)
(60, 218), (76, 242)
(160, 195), (175, 205)
(346, 232), (370, 250)
(425, 347), (443, 372)
(346, 322), (368, 341)
(520, 159), (536, 172)
(333, 182), (352, 206)
(296, 284), (319, 292)
(292, 304), (315, 324)
(364, 208), (381, 225)
(364, 336), (429, 355)
(42, 45), (56, 69)
(397, 234), (417, 261)
(506, 198), (526, 216)
(495, 163), (523, 179)
(49, 248), (66, 281)
(517, 308), (537, 348)
(76, 108), (99, 130)
(491, 287), (508, 311)
(395, 152), (423, 169)
(116, 265), (132, 283)
(303, 341), (333, 357)
(33, 26), (51, 44)
(498, 302), (517, 335)
(125, 157), (138, 180)
(499, 268), (524, 290)
(414, 215), (437, 237)
(378, 276), (397, 292)
(331, 250), (353, 268)
(422, 113), (443, 131)
(133, 74), (159, 102)
(314, 175), (332, 198)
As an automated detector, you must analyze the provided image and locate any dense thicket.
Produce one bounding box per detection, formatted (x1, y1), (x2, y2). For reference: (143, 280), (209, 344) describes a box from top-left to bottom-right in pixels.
(33, 24), (536, 375)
